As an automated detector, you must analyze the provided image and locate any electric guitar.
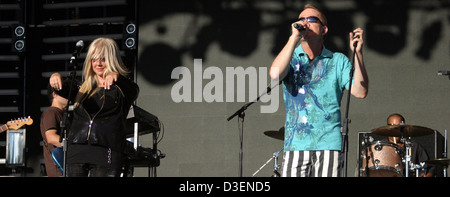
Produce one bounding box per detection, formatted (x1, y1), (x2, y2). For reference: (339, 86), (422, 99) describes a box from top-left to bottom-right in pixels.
(0, 117), (33, 133)
(52, 147), (64, 173)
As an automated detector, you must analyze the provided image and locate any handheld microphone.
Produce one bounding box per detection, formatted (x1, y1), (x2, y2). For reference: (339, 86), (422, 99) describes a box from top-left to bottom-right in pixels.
(293, 23), (306, 31)
(70, 40), (84, 64)
(438, 70), (450, 76)
(75, 40), (84, 56)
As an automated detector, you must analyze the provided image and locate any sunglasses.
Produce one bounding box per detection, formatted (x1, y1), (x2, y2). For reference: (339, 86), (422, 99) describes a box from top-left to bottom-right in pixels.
(298, 16), (322, 25)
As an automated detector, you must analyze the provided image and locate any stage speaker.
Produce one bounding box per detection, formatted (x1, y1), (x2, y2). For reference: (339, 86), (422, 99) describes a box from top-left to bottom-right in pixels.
(11, 24), (26, 52)
(357, 130), (446, 177)
(123, 22), (137, 50)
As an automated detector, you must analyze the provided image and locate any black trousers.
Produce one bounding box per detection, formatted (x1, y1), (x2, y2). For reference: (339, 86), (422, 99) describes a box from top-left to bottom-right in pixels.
(66, 163), (121, 177)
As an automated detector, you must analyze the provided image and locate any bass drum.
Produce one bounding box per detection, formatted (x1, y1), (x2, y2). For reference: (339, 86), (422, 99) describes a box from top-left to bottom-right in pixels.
(361, 140), (404, 177)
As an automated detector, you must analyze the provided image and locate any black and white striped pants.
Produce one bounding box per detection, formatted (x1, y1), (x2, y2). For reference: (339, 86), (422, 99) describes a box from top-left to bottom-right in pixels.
(281, 150), (342, 177)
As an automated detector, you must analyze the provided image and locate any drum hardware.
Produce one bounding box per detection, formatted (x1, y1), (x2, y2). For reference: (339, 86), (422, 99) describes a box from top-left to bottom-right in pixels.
(425, 158), (450, 177)
(371, 125), (434, 138)
(273, 148), (283, 177)
(374, 144), (382, 151)
(393, 136), (414, 177)
(263, 127), (284, 141)
(413, 162), (426, 177)
(404, 139), (412, 177)
(256, 127), (285, 177)
(252, 148), (283, 177)
(360, 134), (369, 176)
(360, 140), (404, 177)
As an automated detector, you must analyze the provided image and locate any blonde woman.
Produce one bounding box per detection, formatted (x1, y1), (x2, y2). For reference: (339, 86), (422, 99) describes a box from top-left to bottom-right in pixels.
(49, 37), (139, 177)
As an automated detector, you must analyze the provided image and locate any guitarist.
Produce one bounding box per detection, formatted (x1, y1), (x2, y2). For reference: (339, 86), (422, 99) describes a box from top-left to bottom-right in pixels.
(40, 79), (78, 177)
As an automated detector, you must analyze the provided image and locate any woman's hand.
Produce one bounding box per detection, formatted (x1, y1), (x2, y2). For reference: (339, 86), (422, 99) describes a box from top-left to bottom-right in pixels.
(49, 73), (62, 90)
(104, 72), (118, 90)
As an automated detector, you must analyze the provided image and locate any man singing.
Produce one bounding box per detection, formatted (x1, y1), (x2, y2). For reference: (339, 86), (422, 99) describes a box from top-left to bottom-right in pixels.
(270, 4), (368, 177)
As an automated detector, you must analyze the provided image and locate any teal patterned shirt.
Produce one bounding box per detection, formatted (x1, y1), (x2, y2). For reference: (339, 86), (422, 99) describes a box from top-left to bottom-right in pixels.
(282, 45), (352, 151)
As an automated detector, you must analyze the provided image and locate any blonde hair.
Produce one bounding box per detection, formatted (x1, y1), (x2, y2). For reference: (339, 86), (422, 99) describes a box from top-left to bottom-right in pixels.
(75, 37), (129, 106)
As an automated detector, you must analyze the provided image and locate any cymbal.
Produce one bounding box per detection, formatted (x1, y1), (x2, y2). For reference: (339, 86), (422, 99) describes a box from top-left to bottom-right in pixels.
(425, 158), (450, 166)
(371, 125), (434, 137)
(264, 127), (284, 140)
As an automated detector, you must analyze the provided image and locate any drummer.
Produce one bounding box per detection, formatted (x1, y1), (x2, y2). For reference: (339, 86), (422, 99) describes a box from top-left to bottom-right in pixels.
(386, 113), (435, 177)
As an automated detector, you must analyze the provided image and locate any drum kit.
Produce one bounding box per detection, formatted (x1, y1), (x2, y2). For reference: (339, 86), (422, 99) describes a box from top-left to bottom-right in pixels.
(361, 124), (449, 177)
(255, 125), (449, 177)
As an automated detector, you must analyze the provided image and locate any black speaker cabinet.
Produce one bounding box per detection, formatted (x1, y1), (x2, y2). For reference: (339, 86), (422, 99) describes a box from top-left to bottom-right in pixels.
(357, 130), (446, 177)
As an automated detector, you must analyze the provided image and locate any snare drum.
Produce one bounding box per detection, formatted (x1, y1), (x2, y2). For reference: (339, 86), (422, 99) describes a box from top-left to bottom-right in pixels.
(361, 140), (404, 177)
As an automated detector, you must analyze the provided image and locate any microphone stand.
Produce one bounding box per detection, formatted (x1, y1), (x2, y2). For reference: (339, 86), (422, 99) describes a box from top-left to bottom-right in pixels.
(59, 51), (80, 177)
(227, 80), (281, 177)
(341, 42), (357, 177)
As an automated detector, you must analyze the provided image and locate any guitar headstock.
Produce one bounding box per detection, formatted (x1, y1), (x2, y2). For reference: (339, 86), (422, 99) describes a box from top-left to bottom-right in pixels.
(7, 116), (33, 130)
